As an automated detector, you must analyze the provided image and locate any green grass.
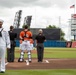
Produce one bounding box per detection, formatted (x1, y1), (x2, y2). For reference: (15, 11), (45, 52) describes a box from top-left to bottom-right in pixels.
(44, 48), (76, 58)
(13, 47), (76, 58)
(5, 47), (76, 75)
(3, 69), (76, 75)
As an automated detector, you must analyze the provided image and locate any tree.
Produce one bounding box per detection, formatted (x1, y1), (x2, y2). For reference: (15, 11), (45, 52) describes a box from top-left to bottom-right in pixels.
(22, 24), (26, 28)
(46, 25), (65, 41)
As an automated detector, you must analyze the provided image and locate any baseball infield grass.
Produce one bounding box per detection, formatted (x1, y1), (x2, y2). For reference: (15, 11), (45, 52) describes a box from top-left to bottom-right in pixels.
(5, 47), (76, 75)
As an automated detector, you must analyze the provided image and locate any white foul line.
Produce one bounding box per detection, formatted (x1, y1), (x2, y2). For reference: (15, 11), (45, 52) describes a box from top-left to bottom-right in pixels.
(45, 60), (49, 63)
(5, 62), (9, 65)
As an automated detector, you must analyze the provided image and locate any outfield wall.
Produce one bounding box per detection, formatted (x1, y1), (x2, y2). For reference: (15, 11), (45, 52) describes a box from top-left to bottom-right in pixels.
(15, 40), (66, 47)
(44, 40), (66, 47)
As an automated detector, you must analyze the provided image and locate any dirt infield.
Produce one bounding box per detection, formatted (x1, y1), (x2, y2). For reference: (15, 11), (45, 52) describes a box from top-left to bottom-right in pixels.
(6, 58), (76, 70)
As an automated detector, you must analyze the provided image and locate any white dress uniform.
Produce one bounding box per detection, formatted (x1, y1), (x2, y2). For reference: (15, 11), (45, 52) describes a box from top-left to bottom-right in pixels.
(0, 28), (10, 72)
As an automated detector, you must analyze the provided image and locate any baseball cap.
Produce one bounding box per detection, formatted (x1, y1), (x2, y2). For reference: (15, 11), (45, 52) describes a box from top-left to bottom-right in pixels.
(24, 25), (28, 29)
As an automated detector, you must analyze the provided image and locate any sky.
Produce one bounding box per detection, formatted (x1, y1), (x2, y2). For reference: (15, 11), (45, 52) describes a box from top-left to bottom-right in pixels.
(0, 0), (76, 40)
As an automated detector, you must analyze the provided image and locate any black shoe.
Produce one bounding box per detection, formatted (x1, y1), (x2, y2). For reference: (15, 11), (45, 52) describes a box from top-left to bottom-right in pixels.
(38, 60), (42, 62)
(11, 60), (14, 62)
(18, 58), (24, 62)
(0, 71), (5, 73)
(29, 61), (32, 63)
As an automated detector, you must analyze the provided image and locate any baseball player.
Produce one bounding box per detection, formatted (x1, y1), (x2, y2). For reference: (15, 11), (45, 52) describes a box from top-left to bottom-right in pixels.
(0, 19), (10, 73)
(18, 25), (33, 63)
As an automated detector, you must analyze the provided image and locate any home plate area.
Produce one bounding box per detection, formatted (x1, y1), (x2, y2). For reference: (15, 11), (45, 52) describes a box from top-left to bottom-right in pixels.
(6, 58), (76, 70)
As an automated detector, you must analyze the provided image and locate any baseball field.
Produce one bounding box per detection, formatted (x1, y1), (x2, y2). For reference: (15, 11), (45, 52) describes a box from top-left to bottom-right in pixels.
(4, 47), (76, 75)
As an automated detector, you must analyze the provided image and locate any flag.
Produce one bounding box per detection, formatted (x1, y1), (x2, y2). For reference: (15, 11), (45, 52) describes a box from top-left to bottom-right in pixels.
(70, 5), (75, 8)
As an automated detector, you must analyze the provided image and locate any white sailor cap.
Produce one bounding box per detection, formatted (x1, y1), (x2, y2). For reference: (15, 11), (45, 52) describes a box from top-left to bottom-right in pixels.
(0, 19), (4, 23)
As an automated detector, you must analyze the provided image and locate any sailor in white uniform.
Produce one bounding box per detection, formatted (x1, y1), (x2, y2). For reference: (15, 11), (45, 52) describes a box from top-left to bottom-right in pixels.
(0, 19), (10, 73)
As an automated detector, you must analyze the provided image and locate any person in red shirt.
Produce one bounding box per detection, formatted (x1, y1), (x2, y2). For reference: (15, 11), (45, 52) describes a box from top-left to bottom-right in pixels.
(18, 25), (33, 63)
